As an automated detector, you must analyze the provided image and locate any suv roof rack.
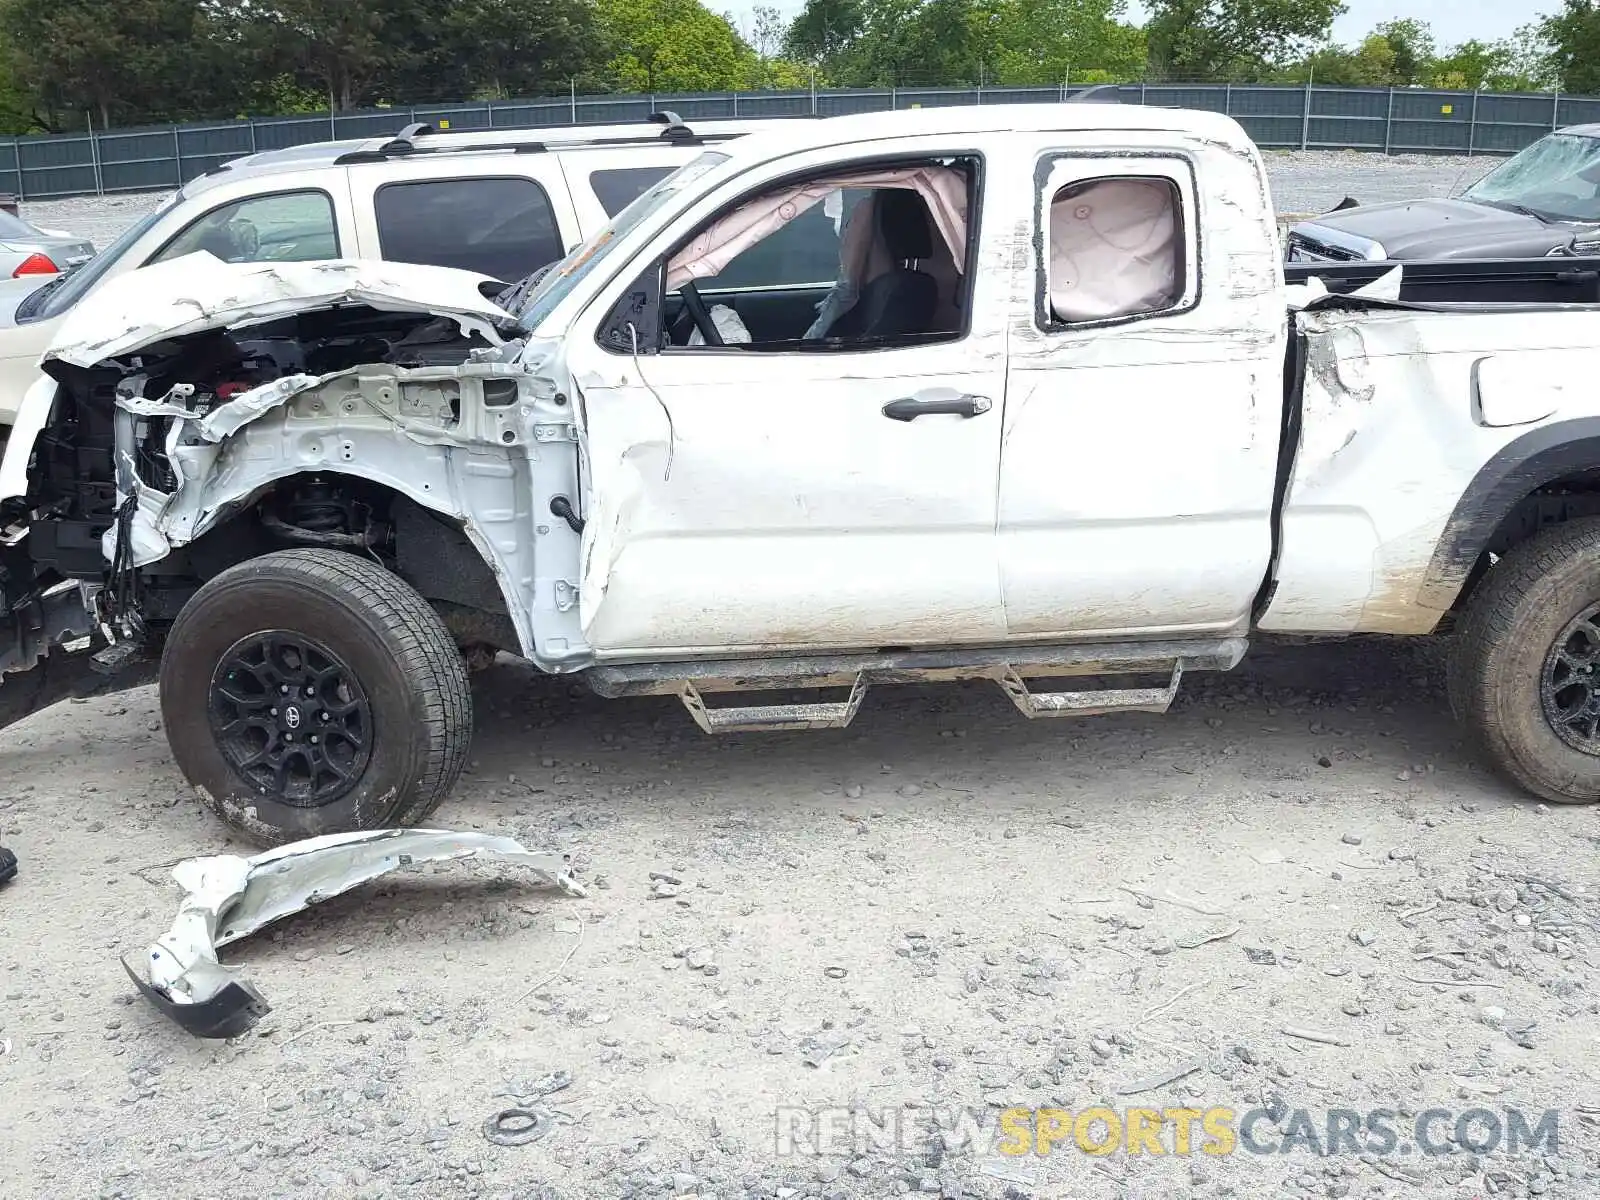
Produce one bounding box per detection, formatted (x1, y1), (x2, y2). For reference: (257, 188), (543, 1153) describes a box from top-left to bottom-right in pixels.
(1064, 84), (1124, 104)
(332, 110), (771, 166)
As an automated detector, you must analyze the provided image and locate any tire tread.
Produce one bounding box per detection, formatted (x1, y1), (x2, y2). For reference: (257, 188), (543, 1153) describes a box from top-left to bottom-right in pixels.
(1449, 517), (1600, 804)
(163, 548), (471, 834)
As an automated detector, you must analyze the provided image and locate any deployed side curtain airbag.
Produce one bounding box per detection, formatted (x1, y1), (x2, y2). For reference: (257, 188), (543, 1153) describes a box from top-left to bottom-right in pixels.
(1048, 179), (1179, 323)
(666, 166), (968, 291)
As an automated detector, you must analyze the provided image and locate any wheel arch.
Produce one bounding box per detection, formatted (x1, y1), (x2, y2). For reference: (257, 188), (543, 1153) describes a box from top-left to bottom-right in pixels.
(175, 464), (533, 657)
(1421, 418), (1600, 613)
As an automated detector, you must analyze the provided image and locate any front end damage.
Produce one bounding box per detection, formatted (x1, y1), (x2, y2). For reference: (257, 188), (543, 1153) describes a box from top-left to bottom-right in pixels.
(0, 253), (591, 723)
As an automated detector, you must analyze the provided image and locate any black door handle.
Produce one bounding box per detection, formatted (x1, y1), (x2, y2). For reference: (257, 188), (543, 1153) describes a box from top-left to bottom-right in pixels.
(881, 394), (992, 422)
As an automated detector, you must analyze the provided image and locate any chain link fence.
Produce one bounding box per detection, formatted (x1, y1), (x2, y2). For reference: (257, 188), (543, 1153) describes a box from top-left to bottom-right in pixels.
(1, 82), (1592, 202)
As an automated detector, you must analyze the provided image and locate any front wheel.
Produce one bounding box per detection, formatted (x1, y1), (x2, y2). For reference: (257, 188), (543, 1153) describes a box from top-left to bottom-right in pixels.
(160, 549), (472, 845)
(1449, 518), (1600, 804)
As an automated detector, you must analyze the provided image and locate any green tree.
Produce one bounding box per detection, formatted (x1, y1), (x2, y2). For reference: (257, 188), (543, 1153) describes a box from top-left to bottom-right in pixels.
(1498, 22), (1558, 90)
(1304, 34), (1398, 87)
(1542, 0), (1600, 93)
(785, 0), (1142, 87)
(749, 3), (787, 56)
(246, 0), (390, 110)
(784, 0), (865, 67)
(1145, 0), (1346, 82)
(979, 0), (1145, 85)
(1373, 18), (1434, 85)
(0, 29), (45, 131)
(597, 0), (755, 91)
(1301, 21), (1435, 88)
(2, 0), (242, 125)
(1428, 40), (1507, 90)
(382, 0), (603, 100)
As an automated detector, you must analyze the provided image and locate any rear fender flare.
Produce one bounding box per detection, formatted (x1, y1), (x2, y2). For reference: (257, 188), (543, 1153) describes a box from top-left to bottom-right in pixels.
(1420, 418), (1600, 610)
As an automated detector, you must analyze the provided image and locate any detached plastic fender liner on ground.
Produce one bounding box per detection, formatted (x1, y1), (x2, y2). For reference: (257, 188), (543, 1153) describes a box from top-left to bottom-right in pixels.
(122, 828), (586, 1039)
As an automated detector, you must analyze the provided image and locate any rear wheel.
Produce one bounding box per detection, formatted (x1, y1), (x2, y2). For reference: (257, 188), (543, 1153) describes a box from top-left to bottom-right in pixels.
(1449, 518), (1600, 804)
(160, 549), (471, 844)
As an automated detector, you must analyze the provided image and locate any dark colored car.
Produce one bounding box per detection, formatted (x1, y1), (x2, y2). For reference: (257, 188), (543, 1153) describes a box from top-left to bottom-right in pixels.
(1286, 125), (1600, 262)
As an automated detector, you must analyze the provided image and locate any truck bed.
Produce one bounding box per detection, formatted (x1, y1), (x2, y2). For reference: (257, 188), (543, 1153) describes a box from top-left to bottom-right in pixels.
(1285, 256), (1600, 305)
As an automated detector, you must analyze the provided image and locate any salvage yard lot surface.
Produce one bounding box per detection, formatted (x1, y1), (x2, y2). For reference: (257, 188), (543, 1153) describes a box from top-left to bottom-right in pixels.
(3, 640), (1598, 1199)
(4, 152), (1595, 1200)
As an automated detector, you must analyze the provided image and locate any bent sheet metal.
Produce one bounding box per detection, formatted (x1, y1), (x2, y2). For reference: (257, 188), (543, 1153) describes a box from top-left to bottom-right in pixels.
(123, 828), (586, 1038)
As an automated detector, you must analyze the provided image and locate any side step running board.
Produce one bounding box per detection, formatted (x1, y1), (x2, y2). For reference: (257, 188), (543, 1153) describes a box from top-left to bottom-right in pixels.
(679, 676), (868, 733)
(589, 638), (1246, 735)
(999, 664), (1182, 718)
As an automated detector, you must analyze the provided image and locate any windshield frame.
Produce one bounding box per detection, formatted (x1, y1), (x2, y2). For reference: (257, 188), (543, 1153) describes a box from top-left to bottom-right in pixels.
(516, 150), (731, 335)
(20, 196), (176, 323)
(1463, 132), (1600, 224)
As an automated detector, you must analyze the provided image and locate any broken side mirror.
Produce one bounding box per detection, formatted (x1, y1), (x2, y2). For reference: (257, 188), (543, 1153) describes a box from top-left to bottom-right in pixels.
(597, 261), (664, 355)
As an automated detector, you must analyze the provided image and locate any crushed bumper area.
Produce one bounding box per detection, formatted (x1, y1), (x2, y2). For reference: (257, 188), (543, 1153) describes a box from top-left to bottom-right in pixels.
(124, 828), (586, 1038)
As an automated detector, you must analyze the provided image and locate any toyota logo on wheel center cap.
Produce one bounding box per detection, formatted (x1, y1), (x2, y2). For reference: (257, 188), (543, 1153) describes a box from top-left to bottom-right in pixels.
(284, 706), (303, 730)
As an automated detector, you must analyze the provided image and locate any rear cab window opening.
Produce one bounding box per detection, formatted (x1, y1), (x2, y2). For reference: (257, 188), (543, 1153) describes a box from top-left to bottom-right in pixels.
(375, 176), (561, 280)
(647, 155), (981, 354)
(1038, 167), (1193, 329)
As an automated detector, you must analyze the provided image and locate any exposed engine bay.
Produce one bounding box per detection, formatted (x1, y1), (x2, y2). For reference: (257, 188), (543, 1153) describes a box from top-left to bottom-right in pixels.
(0, 255), (569, 701)
(28, 306), (485, 578)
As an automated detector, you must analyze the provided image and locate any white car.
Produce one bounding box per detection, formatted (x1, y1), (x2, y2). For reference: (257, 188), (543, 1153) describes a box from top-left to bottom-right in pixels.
(0, 114), (792, 447)
(0, 209), (95, 280)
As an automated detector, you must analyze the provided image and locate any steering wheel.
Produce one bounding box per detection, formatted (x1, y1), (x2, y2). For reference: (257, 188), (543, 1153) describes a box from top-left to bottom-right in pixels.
(679, 280), (724, 346)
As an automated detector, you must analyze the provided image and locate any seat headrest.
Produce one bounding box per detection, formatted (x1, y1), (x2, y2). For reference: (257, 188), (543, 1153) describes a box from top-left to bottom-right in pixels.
(876, 188), (934, 262)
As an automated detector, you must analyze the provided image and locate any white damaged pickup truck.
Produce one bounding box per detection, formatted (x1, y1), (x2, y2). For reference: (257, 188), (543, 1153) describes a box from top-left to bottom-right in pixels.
(6, 103), (1600, 844)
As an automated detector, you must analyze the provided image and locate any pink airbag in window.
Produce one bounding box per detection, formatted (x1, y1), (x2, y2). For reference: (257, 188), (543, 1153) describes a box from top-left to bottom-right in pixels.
(1048, 179), (1179, 323)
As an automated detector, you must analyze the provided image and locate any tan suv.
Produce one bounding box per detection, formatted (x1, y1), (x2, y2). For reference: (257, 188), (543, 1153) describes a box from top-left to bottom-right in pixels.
(0, 114), (790, 444)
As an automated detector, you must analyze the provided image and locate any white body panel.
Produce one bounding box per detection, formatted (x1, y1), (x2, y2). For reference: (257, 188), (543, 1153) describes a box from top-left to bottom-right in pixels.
(999, 141), (1285, 638)
(0, 316), (57, 431)
(562, 133), (1014, 656)
(1262, 306), (1600, 633)
(0, 373), (58, 499)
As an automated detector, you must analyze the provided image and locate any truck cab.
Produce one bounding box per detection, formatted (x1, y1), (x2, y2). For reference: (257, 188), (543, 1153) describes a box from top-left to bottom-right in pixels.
(515, 106), (1285, 663)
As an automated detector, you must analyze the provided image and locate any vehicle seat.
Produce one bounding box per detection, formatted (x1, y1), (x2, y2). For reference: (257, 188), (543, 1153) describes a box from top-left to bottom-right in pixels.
(824, 189), (940, 340)
(195, 225), (240, 262)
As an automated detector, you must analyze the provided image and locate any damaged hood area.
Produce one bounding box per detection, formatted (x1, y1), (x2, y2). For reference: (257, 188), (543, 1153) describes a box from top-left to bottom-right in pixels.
(44, 251), (517, 369)
(123, 828), (586, 1038)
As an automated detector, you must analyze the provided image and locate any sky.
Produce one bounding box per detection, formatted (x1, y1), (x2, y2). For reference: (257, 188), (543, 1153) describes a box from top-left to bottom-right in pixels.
(724, 0), (1554, 49)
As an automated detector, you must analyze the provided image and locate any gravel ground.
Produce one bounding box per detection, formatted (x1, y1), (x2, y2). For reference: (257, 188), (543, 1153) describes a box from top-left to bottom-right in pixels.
(1260, 151), (1497, 216)
(4, 149), (1588, 1200)
(19, 150), (1503, 248)
(3, 638), (1599, 1200)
